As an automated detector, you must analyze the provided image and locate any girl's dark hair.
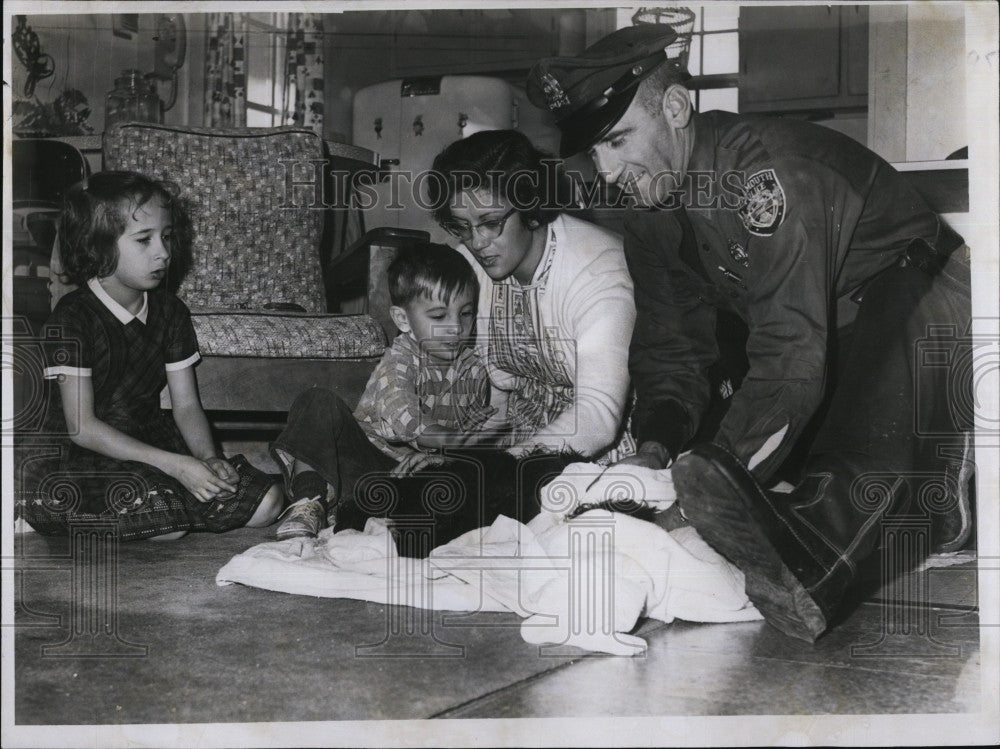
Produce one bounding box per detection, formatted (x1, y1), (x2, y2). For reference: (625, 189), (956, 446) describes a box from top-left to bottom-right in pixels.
(428, 129), (573, 230)
(58, 170), (193, 288)
(388, 242), (479, 307)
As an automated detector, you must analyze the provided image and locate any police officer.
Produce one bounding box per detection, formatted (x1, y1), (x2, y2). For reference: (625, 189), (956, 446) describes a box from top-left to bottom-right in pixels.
(528, 25), (973, 641)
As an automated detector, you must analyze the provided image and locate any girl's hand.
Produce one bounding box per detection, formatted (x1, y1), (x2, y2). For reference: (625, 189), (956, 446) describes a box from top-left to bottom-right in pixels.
(204, 457), (239, 485)
(391, 450), (446, 478)
(173, 455), (238, 502)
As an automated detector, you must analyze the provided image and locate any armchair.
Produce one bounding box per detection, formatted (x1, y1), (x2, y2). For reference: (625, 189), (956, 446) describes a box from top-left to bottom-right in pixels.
(102, 123), (422, 426)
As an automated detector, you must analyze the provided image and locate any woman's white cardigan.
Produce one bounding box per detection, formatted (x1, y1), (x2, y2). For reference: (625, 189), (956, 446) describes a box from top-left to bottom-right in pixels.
(459, 213), (636, 458)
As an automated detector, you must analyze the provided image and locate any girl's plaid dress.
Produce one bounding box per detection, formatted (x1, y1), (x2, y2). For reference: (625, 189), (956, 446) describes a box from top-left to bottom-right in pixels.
(18, 280), (266, 540)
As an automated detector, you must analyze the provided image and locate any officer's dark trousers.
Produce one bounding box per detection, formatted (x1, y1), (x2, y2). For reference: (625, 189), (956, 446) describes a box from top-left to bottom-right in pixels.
(784, 247), (973, 593)
(271, 388), (571, 556)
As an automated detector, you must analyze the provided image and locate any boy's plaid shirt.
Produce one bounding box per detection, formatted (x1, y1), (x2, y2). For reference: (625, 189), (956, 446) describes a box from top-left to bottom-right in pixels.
(354, 333), (495, 460)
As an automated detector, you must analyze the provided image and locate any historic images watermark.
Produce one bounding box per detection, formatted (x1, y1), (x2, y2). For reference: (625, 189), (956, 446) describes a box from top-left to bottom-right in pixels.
(3, 317), (81, 438)
(6, 516), (149, 659)
(277, 158), (754, 213)
(914, 319), (999, 440)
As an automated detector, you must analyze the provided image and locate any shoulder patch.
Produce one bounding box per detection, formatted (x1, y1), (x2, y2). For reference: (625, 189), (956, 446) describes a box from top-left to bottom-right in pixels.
(739, 169), (785, 236)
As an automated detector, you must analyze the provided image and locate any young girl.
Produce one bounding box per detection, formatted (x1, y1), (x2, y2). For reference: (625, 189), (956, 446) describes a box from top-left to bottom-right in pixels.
(18, 171), (283, 540)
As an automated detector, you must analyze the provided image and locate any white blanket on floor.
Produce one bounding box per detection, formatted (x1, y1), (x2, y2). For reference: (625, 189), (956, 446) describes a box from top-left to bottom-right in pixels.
(217, 462), (761, 655)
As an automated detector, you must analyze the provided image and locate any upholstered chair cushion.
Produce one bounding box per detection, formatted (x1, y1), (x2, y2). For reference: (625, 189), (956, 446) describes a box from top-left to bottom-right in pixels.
(190, 309), (386, 359)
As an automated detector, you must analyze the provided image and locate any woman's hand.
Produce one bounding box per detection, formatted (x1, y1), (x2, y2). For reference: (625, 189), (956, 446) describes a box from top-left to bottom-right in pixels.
(172, 455), (238, 502)
(615, 452), (665, 470)
(391, 450), (447, 477)
(458, 404), (499, 434)
(461, 424), (511, 448)
(616, 440), (672, 471)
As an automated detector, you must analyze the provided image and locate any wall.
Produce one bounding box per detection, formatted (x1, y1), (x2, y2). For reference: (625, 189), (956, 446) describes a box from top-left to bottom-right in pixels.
(320, 8), (595, 143)
(10, 9), (589, 145)
(10, 13), (198, 136)
(868, 3), (967, 162)
(13, 8), (966, 163)
(905, 3), (966, 161)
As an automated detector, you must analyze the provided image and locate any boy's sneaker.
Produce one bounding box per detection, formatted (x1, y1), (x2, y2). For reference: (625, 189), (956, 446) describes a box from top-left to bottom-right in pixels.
(275, 497), (326, 540)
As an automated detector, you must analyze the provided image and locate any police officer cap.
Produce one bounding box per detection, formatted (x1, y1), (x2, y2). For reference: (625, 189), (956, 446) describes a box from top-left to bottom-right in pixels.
(527, 25), (690, 157)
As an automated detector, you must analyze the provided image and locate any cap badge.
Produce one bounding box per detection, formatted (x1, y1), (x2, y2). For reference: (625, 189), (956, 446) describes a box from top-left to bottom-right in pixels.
(540, 73), (571, 111)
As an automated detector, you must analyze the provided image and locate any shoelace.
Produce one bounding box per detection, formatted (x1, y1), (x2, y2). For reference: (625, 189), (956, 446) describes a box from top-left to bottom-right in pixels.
(277, 495), (323, 521)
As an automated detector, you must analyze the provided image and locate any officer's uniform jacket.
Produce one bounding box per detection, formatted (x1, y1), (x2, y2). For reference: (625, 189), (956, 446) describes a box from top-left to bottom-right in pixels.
(625, 110), (963, 480)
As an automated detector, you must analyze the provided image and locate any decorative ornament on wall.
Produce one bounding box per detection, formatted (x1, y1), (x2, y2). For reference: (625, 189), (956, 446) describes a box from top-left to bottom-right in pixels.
(12, 15), (93, 136)
(13, 15), (54, 97)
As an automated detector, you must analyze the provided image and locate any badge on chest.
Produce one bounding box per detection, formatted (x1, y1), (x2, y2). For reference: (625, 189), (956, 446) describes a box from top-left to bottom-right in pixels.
(728, 240), (750, 268)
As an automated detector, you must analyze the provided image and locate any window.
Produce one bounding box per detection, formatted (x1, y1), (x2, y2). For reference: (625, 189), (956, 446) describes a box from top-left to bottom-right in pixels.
(245, 13), (295, 127)
(688, 4), (739, 112)
(619, 6), (740, 113)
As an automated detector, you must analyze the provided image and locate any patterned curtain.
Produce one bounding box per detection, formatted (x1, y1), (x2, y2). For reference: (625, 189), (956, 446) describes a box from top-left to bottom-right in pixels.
(204, 13), (247, 128)
(286, 13), (324, 134)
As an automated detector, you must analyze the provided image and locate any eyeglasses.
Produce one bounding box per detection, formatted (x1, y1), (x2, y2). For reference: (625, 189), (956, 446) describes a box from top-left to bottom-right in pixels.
(439, 207), (518, 241)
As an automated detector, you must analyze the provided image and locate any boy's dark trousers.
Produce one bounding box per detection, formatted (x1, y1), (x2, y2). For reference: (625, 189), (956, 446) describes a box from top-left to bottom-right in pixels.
(271, 388), (572, 555)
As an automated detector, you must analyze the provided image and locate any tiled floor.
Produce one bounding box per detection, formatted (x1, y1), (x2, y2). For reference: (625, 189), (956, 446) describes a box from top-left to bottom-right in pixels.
(12, 525), (983, 727)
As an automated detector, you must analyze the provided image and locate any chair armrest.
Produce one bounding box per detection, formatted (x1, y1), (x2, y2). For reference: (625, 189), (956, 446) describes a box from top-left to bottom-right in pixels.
(326, 227), (430, 341)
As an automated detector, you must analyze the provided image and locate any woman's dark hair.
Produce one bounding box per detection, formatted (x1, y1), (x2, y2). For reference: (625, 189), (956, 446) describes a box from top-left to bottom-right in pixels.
(428, 129), (573, 230)
(388, 242), (479, 307)
(58, 170), (193, 288)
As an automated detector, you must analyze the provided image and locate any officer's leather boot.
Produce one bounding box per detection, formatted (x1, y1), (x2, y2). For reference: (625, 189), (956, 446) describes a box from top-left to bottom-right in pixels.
(927, 435), (975, 554)
(672, 443), (910, 642)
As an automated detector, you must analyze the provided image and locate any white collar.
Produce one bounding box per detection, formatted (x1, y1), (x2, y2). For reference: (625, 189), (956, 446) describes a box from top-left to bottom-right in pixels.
(511, 223), (557, 290)
(87, 278), (148, 324)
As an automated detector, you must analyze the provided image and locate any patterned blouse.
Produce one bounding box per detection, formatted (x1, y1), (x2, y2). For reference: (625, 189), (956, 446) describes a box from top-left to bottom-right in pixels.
(459, 214), (638, 463)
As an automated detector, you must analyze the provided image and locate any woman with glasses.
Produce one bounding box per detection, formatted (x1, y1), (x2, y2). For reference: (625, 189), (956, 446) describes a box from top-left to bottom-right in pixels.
(430, 129), (637, 463)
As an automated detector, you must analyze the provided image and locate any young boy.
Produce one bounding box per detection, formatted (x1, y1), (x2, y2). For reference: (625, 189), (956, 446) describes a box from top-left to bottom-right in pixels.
(271, 242), (499, 541)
